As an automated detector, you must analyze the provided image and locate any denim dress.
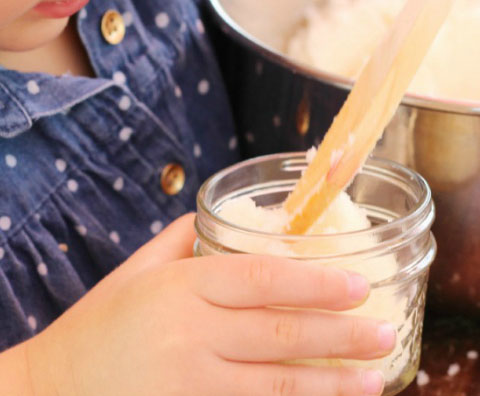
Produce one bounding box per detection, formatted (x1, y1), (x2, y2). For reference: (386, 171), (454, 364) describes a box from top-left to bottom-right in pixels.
(0, 0), (240, 351)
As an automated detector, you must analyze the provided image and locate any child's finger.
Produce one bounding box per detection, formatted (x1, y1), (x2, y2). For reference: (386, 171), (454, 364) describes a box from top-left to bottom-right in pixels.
(215, 363), (384, 396)
(210, 308), (395, 362)
(188, 255), (369, 311)
(148, 213), (197, 262)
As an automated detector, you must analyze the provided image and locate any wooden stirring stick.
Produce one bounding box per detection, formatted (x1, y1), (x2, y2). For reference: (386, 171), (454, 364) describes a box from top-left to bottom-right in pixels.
(284, 0), (453, 235)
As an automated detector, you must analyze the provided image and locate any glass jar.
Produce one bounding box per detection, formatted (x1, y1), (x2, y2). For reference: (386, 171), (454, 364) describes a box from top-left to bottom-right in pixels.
(195, 153), (436, 396)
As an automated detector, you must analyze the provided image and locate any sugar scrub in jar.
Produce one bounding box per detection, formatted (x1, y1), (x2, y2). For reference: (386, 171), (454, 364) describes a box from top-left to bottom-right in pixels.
(194, 152), (436, 396)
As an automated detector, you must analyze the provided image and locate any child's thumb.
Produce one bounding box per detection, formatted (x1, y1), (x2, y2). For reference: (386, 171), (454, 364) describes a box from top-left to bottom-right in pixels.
(126, 213), (197, 269)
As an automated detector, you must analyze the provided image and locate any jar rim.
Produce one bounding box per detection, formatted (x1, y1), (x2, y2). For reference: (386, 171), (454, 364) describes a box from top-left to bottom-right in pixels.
(197, 153), (433, 242)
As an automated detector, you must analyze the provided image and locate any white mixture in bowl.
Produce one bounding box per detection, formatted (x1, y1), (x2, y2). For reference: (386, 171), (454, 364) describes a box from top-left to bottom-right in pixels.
(287, 0), (480, 102)
(216, 148), (411, 384)
(223, 0), (480, 102)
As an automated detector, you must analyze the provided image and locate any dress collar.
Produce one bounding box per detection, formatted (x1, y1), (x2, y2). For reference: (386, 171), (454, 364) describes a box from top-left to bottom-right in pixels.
(0, 68), (114, 138)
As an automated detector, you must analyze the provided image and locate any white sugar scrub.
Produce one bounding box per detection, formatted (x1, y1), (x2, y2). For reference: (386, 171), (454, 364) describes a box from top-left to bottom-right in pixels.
(219, 0), (313, 53)
(217, 185), (410, 383)
(195, 153), (436, 395)
(286, 0), (480, 102)
(223, 0), (480, 102)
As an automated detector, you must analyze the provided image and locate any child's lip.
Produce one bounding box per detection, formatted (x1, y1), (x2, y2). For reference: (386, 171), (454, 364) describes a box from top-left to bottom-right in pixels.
(33, 0), (90, 19)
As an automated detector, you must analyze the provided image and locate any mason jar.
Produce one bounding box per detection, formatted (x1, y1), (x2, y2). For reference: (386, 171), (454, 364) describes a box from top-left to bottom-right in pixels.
(195, 153), (436, 396)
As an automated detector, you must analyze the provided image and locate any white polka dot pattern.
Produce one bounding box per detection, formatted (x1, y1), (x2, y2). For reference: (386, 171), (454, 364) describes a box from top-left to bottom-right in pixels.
(229, 136), (238, 150)
(0, 216), (11, 231)
(58, 243), (69, 253)
(27, 80), (40, 95)
(113, 177), (124, 191)
(451, 272), (461, 283)
(67, 179), (79, 192)
(0, 247), (4, 260)
(245, 132), (255, 143)
(123, 11), (133, 26)
(174, 86), (182, 98)
(467, 350), (479, 360)
(37, 263), (48, 276)
(447, 363), (460, 377)
(5, 154), (17, 168)
(416, 370), (429, 386)
(273, 115), (282, 128)
(196, 19), (205, 34)
(113, 71), (127, 85)
(78, 8), (87, 19)
(27, 315), (37, 330)
(110, 231), (120, 244)
(193, 144), (202, 158)
(118, 96), (132, 111)
(119, 127), (133, 141)
(198, 79), (210, 95)
(155, 12), (170, 28)
(150, 220), (163, 234)
(55, 159), (67, 172)
(76, 225), (87, 236)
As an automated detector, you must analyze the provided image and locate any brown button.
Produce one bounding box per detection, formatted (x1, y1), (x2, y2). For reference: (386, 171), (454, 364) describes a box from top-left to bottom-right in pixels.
(101, 10), (126, 45)
(161, 164), (185, 195)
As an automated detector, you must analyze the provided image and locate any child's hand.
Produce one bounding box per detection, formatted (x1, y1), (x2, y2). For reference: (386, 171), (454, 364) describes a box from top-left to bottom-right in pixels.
(26, 214), (394, 396)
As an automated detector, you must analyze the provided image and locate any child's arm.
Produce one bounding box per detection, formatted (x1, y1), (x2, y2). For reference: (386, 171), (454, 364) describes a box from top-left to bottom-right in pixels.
(0, 214), (392, 396)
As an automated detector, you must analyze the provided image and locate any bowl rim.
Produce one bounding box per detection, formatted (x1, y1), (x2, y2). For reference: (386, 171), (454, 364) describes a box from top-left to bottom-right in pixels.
(208, 0), (480, 116)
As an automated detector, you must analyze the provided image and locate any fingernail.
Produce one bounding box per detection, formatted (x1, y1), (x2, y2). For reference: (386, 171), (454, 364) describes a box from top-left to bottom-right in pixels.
(362, 370), (384, 395)
(377, 323), (396, 351)
(347, 273), (369, 301)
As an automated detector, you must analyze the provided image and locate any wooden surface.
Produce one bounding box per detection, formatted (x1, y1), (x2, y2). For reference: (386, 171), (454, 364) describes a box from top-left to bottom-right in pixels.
(399, 315), (480, 396)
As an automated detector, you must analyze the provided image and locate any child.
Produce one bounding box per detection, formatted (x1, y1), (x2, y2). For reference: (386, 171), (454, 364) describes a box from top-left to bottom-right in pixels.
(0, 1), (395, 395)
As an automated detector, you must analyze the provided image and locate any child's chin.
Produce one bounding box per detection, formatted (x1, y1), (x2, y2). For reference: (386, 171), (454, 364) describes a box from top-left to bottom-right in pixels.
(0, 16), (69, 52)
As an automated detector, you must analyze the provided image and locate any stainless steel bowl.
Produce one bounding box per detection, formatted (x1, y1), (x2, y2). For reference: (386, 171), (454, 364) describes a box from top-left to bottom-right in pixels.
(207, 0), (480, 316)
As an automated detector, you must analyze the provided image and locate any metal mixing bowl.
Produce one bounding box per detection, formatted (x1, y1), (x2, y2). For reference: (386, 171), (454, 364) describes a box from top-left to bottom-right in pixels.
(207, 0), (480, 316)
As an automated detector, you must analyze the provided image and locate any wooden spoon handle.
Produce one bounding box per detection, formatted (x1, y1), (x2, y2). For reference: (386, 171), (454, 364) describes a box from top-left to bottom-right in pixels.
(284, 0), (453, 234)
